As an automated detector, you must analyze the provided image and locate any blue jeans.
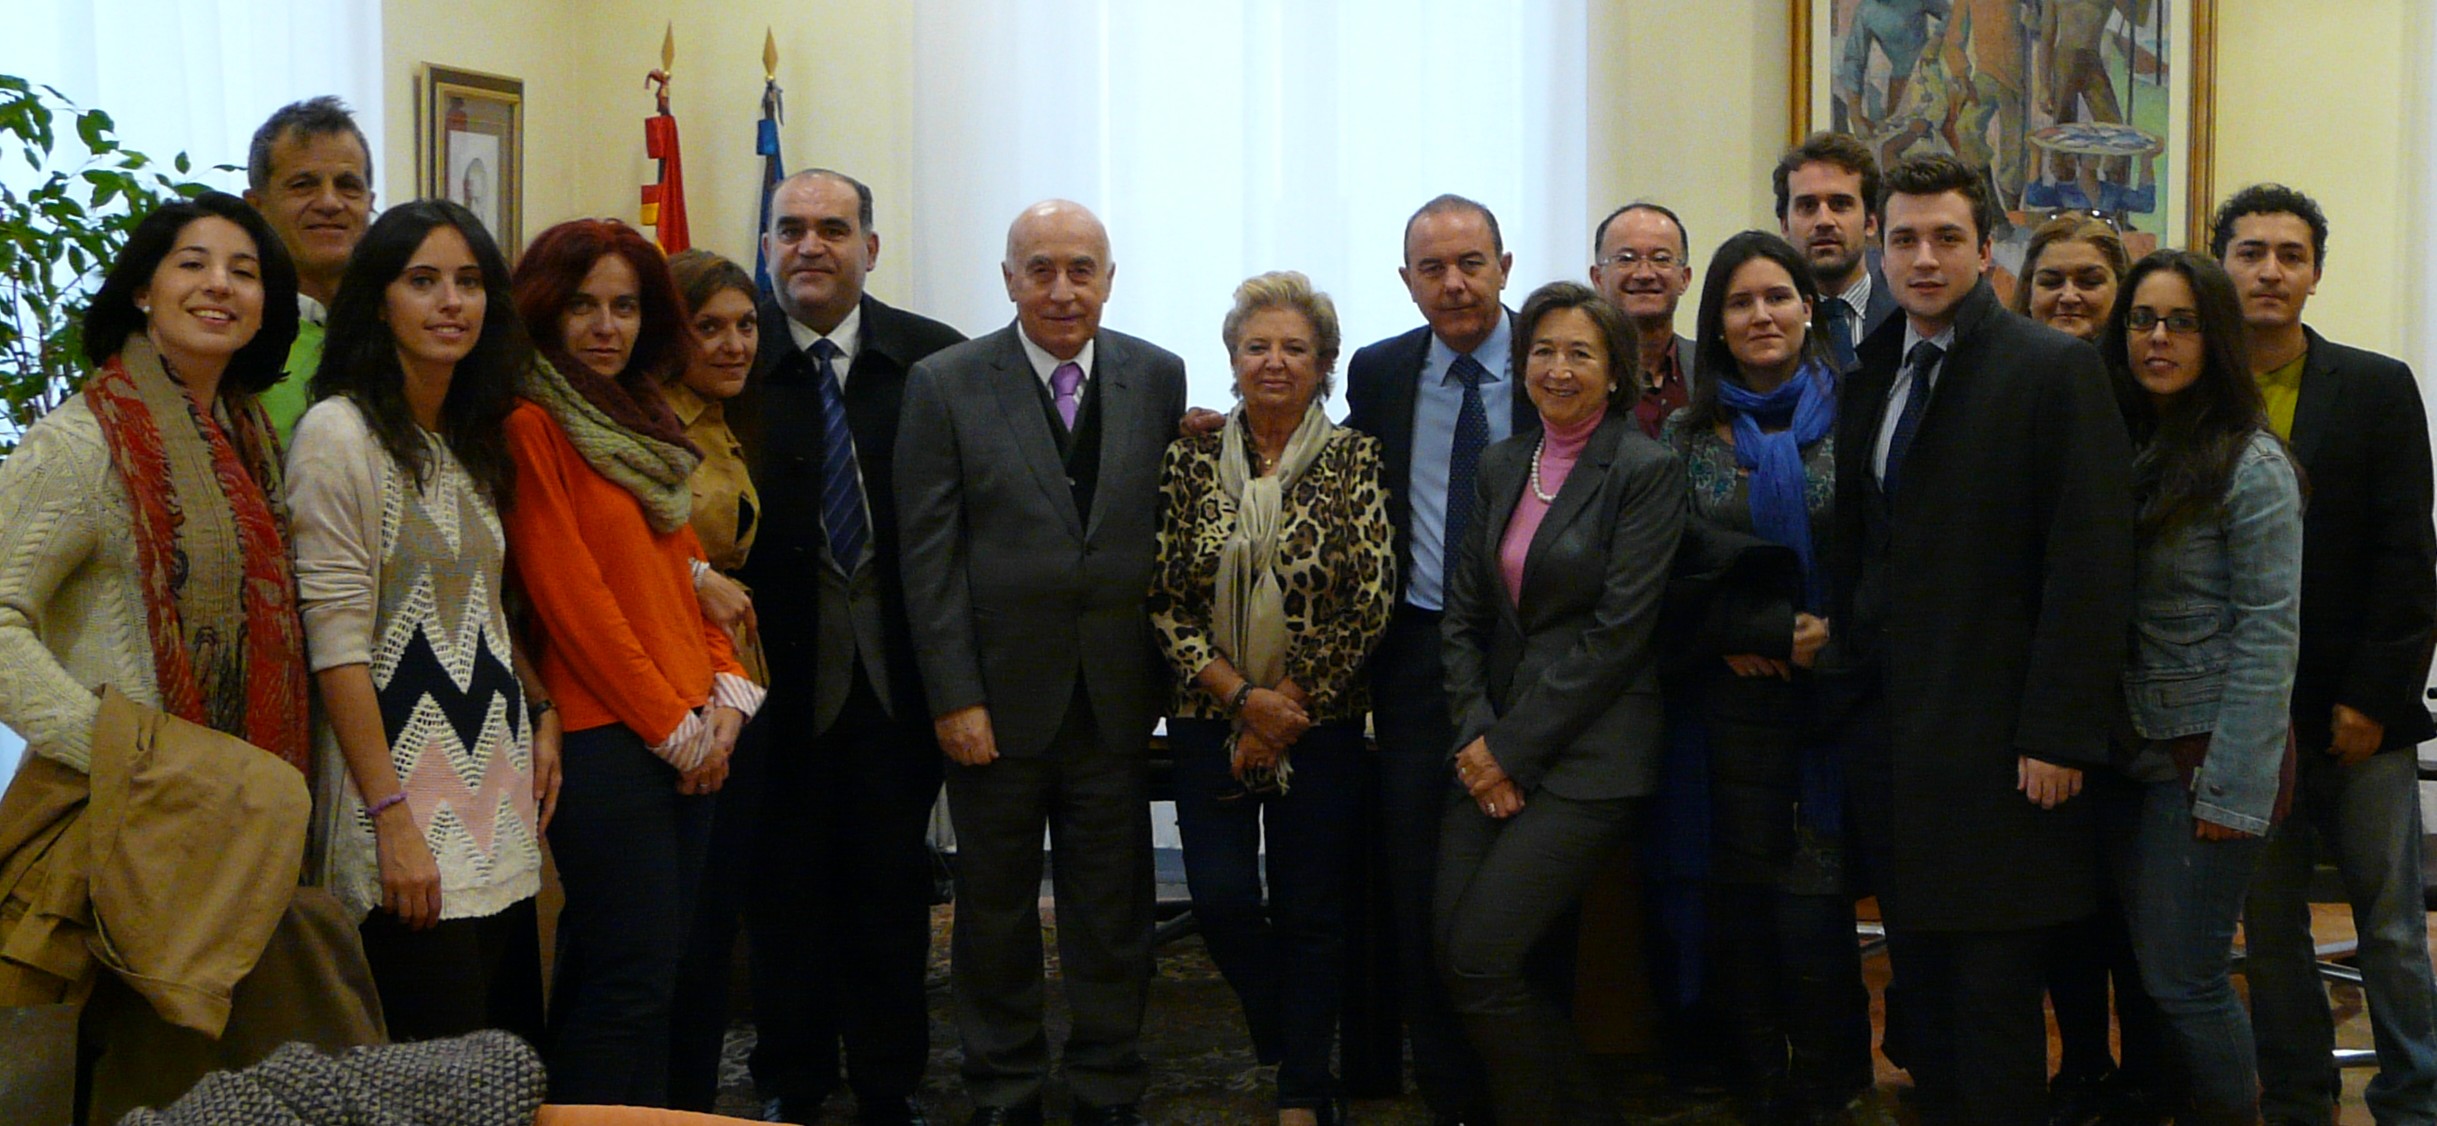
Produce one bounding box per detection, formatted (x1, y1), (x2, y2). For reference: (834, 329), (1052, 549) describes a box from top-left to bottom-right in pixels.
(2116, 777), (2268, 1119)
(2244, 748), (2437, 1125)
(1170, 718), (1362, 1110)
(545, 724), (717, 1105)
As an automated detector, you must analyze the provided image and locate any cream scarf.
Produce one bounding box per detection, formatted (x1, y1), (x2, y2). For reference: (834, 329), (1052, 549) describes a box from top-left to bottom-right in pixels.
(521, 357), (698, 533)
(1213, 401), (1335, 690)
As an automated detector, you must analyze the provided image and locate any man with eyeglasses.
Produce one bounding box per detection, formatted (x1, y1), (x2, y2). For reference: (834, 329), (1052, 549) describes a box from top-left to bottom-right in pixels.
(1774, 132), (1900, 373)
(1589, 202), (1695, 438)
(2214, 182), (2437, 1126)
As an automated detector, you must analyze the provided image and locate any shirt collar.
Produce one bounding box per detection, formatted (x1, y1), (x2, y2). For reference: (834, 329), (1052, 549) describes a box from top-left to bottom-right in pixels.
(662, 379), (712, 427)
(2257, 350), (2307, 391)
(297, 292), (328, 327)
(1646, 333), (1681, 388)
(1900, 320), (1957, 373)
(1836, 270), (1872, 318)
(1428, 313), (1512, 386)
(1019, 327), (1095, 389)
(786, 301), (864, 373)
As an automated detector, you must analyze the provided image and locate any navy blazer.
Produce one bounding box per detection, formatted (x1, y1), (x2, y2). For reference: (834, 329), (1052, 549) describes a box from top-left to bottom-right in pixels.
(1441, 412), (1685, 800)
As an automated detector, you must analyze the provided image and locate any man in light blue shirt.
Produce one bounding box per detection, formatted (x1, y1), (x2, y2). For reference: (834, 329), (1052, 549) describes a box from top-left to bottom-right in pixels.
(1342, 194), (1533, 1126)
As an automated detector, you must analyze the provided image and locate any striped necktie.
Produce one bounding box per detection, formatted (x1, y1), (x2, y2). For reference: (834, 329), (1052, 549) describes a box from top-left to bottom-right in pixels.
(809, 339), (868, 571)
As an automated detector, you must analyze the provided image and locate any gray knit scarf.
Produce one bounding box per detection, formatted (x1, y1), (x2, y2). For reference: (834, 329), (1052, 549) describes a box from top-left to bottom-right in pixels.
(521, 356), (698, 533)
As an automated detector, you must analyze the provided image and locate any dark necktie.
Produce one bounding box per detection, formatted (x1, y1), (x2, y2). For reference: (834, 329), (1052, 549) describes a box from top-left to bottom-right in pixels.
(1818, 297), (1857, 372)
(809, 339), (868, 571)
(1445, 354), (1491, 567)
(1881, 340), (1943, 497)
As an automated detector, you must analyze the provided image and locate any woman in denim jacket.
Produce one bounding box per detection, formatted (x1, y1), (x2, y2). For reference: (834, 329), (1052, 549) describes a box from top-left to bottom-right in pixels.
(2099, 249), (2304, 1126)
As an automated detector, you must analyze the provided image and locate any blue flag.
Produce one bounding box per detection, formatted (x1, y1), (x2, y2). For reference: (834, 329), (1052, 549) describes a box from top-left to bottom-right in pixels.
(754, 78), (785, 296)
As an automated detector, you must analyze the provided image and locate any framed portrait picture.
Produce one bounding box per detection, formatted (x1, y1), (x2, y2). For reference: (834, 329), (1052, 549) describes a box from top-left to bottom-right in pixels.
(416, 65), (524, 256)
(1792, 0), (2216, 289)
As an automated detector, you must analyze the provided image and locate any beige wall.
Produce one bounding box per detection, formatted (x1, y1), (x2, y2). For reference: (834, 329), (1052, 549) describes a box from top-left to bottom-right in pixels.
(383, 2), (2423, 353)
(1587, 0), (2430, 359)
(380, 0), (919, 305)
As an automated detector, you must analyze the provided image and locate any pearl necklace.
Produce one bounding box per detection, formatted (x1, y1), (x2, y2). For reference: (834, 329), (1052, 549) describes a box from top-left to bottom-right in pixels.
(1528, 437), (1558, 503)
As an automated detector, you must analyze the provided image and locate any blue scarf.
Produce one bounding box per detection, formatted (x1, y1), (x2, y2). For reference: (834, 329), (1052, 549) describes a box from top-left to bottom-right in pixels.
(1717, 361), (1835, 609)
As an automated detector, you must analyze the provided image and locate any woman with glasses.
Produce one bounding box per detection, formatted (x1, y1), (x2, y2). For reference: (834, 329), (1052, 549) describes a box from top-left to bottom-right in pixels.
(2100, 249), (2303, 1126)
(1149, 272), (1394, 1126)
(2011, 214), (2130, 345)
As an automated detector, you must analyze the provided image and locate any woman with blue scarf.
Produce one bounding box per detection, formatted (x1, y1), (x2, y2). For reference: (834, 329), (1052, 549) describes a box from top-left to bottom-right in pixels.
(1657, 230), (1871, 1124)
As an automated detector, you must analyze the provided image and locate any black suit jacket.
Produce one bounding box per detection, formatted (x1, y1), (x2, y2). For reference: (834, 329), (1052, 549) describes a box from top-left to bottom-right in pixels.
(1441, 413), (1685, 800)
(2284, 326), (2437, 752)
(1343, 317), (1541, 604)
(1859, 255), (1901, 343)
(1825, 280), (2134, 932)
(731, 294), (967, 726)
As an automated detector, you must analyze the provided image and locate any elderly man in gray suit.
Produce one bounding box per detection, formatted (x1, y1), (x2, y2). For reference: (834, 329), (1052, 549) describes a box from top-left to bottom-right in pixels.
(897, 200), (1187, 1126)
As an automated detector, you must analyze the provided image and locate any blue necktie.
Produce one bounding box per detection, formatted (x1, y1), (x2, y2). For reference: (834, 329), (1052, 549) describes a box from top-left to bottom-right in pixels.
(809, 339), (868, 572)
(1445, 353), (1491, 568)
(1881, 341), (1942, 497)
(1818, 297), (1857, 373)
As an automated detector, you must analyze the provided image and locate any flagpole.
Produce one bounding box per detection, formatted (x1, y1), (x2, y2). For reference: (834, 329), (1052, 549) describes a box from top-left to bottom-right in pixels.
(755, 27), (786, 296)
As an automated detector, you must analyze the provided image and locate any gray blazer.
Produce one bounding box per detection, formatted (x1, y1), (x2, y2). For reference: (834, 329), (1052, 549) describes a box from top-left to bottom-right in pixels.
(895, 323), (1188, 758)
(1441, 412), (1685, 800)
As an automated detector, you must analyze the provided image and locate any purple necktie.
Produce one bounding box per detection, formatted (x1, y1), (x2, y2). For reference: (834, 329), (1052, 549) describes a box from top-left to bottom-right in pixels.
(1052, 361), (1084, 430)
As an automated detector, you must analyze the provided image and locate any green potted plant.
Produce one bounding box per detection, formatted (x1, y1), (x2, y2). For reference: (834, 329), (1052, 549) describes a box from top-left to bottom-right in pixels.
(0, 75), (214, 455)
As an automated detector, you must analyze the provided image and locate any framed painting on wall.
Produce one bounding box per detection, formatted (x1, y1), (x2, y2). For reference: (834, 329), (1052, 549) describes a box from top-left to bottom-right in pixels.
(416, 64), (524, 256)
(1792, 0), (2216, 290)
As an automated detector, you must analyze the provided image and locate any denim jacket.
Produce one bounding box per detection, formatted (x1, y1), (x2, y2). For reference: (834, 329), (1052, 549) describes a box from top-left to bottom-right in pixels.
(2122, 431), (2303, 833)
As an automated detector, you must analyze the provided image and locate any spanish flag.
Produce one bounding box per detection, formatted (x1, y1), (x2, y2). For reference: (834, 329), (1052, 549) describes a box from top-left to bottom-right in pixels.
(641, 38), (690, 253)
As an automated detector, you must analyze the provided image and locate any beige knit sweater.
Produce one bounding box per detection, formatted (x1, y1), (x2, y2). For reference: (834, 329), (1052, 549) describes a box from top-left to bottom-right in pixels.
(0, 395), (165, 772)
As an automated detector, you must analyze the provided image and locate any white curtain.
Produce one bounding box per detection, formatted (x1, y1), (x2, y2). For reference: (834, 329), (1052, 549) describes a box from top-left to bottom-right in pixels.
(910, 0), (1589, 418)
(0, 1), (384, 198)
(0, 1), (381, 793)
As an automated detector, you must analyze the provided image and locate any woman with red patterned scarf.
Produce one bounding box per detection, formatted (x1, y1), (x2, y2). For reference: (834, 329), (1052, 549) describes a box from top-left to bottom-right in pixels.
(0, 190), (309, 786)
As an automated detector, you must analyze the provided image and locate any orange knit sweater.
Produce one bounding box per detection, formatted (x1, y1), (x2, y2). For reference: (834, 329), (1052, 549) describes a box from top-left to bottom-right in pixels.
(502, 401), (742, 743)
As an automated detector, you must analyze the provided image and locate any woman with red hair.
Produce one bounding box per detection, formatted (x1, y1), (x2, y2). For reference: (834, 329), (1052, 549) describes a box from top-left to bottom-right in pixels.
(502, 219), (762, 1104)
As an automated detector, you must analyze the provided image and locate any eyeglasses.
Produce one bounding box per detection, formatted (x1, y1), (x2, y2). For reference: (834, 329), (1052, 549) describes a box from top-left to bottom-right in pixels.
(2045, 207), (2122, 233)
(1599, 249), (1680, 271)
(2125, 309), (2203, 334)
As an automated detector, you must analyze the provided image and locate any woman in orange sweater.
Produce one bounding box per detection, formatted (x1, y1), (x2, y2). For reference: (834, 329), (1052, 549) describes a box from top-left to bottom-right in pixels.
(503, 219), (763, 1105)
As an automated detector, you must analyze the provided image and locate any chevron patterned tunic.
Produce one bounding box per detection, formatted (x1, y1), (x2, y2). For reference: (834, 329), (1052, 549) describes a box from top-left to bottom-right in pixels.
(289, 398), (542, 922)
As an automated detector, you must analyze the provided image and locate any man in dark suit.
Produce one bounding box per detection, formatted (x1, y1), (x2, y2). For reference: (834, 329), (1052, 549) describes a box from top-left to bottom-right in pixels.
(1342, 194), (1535, 1126)
(896, 200), (1185, 1126)
(1775, 131), (1900, 373)
(1823, 153), (2133, 1126)
(1590, 200), (1697, 437)
(726, 168), (967, 1126)
(2214, 183), (2437, 1126)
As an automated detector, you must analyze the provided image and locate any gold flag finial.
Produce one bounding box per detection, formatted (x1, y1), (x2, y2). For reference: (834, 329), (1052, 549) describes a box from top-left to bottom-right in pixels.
(660, 22), (675, 73)
(763, 28), (779, 79)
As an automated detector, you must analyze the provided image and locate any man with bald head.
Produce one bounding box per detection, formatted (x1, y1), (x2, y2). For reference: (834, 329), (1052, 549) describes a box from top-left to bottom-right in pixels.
(898, 200), (1187, 1126)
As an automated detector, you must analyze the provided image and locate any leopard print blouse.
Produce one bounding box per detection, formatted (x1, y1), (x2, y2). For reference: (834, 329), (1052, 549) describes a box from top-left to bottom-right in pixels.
(1149, 425), (1396, 722)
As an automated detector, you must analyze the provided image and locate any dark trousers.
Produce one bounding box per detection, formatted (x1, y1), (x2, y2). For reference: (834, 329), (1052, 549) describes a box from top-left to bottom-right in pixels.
(667, 711), (774, 1110)
(544, 723), (717, 1105)
(1437, 785), (1637, 1126)
(1368, 604), (1495, 1121)
(1169, 718), (1363, 1110)
(746, 670), (944, 1107)
(359, 895), (544, 1047)
(944, 687), (1153, 1109)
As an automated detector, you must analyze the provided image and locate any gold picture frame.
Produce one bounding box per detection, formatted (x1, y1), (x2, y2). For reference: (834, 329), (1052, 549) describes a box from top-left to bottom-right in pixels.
(1792, 0), (2216, 264)
(416, 64), (524, 257)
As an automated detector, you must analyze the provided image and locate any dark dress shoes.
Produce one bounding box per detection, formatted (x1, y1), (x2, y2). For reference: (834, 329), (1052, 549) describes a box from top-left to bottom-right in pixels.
(963, 1103), (1043, 1126)
(1070, 1104), (1147, 1126)
(855, 1095), (931, 1126)
(762, 1095), (825, 1124)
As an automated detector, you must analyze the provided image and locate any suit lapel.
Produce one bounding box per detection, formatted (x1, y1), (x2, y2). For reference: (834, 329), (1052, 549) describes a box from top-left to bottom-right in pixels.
(2291, 327), (2340, 471)
(1479, 448), (1530, 634)
(1084, 336), (1132, 540)
(985, 328), (1085, 536)
(1520, 416), (1621, 610)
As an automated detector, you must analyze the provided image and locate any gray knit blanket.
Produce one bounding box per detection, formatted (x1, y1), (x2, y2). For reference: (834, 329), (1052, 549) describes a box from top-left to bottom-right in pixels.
(117, 1030), (545, 1126)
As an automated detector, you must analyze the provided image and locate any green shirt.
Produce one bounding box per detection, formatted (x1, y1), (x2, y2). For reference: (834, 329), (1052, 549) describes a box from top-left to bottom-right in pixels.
(262, 317), (323, 447)
(2255, 350), (2305, 442)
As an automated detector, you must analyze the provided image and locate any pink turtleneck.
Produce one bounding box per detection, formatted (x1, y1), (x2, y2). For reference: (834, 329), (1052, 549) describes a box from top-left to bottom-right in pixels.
(1499, 402), (1607, 605)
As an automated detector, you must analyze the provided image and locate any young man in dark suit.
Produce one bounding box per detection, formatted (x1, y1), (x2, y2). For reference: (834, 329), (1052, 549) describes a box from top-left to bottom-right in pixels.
(2217, 183), (2437, 1126)
(1823, 153), (2134, 1126)
(1341, 194), (1536, 1126)
(713, 168), (967, 1126)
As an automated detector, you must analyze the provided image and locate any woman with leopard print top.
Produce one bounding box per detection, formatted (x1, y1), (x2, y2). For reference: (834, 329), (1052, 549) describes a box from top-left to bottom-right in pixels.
(1148, 271), (1394, 1126)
